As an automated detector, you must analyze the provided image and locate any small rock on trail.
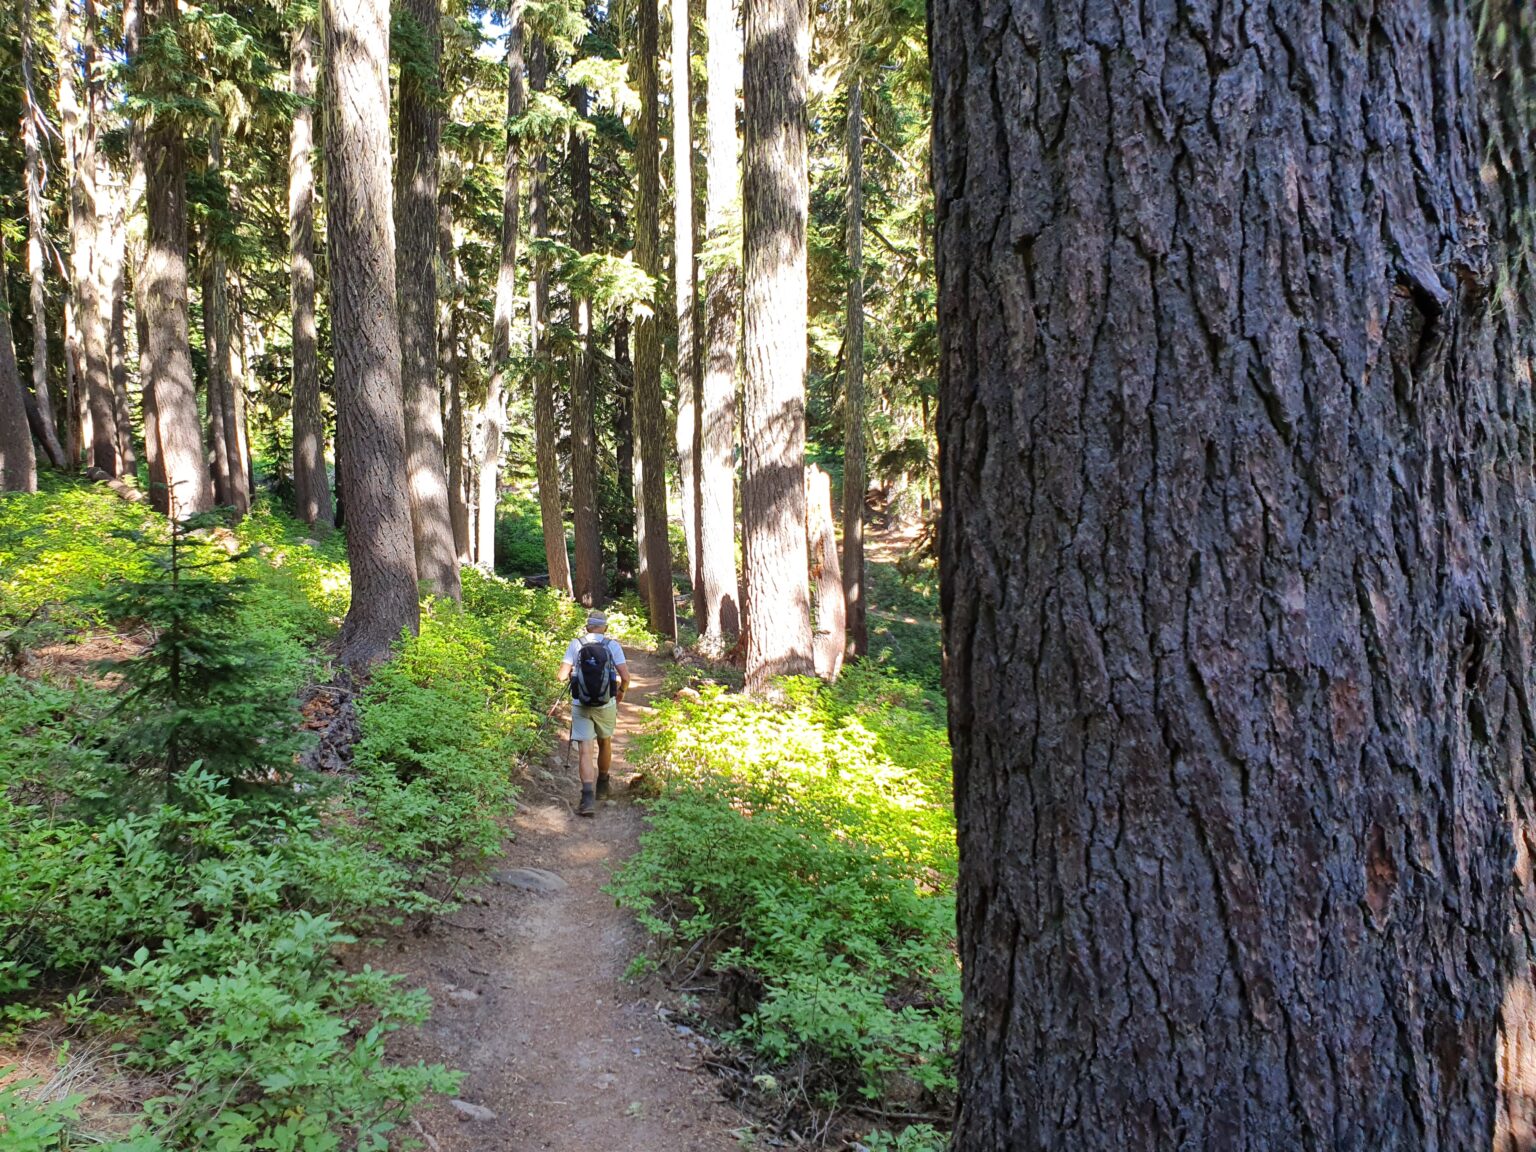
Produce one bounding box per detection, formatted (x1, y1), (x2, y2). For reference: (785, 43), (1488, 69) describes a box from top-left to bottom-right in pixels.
(493, 866), (569, 893)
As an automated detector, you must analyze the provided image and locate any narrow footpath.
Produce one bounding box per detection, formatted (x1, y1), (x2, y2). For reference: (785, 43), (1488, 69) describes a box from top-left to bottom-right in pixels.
(376, 649), (744, 1152)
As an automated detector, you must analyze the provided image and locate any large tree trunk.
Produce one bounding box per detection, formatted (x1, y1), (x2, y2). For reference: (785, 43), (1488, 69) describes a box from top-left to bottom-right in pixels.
(478, 7), (525, 572)
(396, 0), (459, 600)
(934, 1), (1536, 1146)
(528, 36), (573, 597)
(21, 0), (66, 471)
(439, 200), (470, 564)
(141, 0), (210, 518)
(841, 76), (866, 659)
(322, 0), (420, 668)
(0, 237), (39, 493)
(569, 83), (604, 607)
(633, 0), (677, 638)
(740, 0), (811, 689)
(672, 0), (701, 624)
(288, 21), (333, 529)
(696, 0), (741, 648)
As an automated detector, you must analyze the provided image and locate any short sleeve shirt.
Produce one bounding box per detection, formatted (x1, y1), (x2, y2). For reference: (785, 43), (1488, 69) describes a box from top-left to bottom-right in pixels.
(562, 633), (627, 671)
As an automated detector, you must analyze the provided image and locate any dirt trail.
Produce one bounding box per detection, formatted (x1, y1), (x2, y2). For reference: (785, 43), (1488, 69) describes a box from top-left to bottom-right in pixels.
(378, 649), (743, 1152)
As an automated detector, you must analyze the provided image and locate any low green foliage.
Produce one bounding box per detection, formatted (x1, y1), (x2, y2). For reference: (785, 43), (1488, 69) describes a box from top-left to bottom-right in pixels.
(865, 559), (942, 689)
(0, 478), (158, 641)
(0, 494), (570, 1149)
(610, 667), (958, 1123)
(350, 604), (532, 889)
(91, 515), (307, 807)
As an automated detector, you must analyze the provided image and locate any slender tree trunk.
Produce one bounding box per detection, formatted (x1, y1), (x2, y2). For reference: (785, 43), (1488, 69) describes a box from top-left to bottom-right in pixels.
(0, 237), (39, 493)
(634, 0), (677, 638)
(206, 127), (249, 514)
(106, 180), (136, 479)
(322, 0), (420, 667)
(933, 1), (1536, 1145)
(288, 21), (332, 529)
(696, 0), (741, 647)
(614, 312), (636, 580)
(141, 0), (210, 518)
(806, 465), (843, 679)
(229, 275), (254, 495)
(740, 0), (811, 689)
(478, 5), (525, 572)
(842, 76), (866, 658)
(201, 240), (234, 507)
(124, 0), (166, 510)
(62, 0), (116, 476)
(672, 0), (702, 624)
(439, 200), (470, 564)
(396, 0), (459, 599)
(569, 83), (604, 607)
(528, 36), (572, 596)
(21, 0), (66, 471)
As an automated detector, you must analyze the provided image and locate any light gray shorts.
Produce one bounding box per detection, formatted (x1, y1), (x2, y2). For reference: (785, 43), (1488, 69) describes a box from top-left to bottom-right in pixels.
(571, 698), (618, 742)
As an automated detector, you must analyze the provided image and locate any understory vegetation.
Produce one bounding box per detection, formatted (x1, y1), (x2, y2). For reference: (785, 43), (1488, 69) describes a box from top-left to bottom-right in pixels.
(0, 481), (573, 1149)
(611, 662), (956, 1150)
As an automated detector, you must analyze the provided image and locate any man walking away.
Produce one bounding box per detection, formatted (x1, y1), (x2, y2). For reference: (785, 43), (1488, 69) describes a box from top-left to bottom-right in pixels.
(558, 611), (630, 816)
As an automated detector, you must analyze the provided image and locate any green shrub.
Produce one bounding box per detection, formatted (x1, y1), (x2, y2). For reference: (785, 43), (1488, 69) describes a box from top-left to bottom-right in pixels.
(0, 480), (158, 636)
(493, 493), (568, 579)
(610, 670), (958, 1116)
(91, 515), (307, 808)
(350, 603), (552, 889)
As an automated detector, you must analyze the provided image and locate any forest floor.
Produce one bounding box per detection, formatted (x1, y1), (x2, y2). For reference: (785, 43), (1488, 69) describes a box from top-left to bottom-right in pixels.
(367, 648), (748, 1152)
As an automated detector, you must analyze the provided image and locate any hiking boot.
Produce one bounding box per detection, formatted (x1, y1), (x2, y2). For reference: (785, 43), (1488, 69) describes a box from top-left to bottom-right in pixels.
(595, 774), (611, 800)
(576, 786), (596, 817)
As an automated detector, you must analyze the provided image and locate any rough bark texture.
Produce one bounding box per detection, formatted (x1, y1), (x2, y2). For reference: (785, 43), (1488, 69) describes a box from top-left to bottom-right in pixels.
(478, 7), (525, 571)
(634, 0), (677, 639)
(439, 202), (470, 564)
(697, 0), (741, 648)
(569, 83), (605, 607)
(141, 0), (210, 517)
(741, 0), (811, 689)
(528, 37), (573, 597)
(21, 0), (66, 471)
(842, 77), (866, 659)
(204, 126), (249, 516)
(933, 1), (1536, 1147)
(396, 0), (459, 600)
(106, 188), (136, 478)
(614, 313), (636, 575)
(124, 0), (166, 510)
(289, 21), (332, 529)
(806, 465), (843, 680)
(64, 0), (116, 475)
(672, 0), (702, 623)
(201, 248), (234, 508)
(0, 237), (39, 492)
(323, 0), (420, 668)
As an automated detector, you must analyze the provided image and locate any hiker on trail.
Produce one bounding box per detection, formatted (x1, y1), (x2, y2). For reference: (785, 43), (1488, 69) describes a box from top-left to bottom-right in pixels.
(558, 611), (629, 817)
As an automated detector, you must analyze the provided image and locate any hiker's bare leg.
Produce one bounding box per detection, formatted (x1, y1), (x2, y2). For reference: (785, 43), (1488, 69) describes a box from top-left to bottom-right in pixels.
(598, 737), (613, 776)
(578, 737), (598, 785)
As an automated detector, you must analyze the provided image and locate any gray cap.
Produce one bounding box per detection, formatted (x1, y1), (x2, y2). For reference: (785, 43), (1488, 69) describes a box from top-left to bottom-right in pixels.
(586, 611), (608, 628)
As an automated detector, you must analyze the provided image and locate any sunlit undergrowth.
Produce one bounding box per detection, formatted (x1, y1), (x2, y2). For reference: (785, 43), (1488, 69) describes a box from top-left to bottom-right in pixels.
(610, 664), (958, 1144)
(0, 483), (569, 1150)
